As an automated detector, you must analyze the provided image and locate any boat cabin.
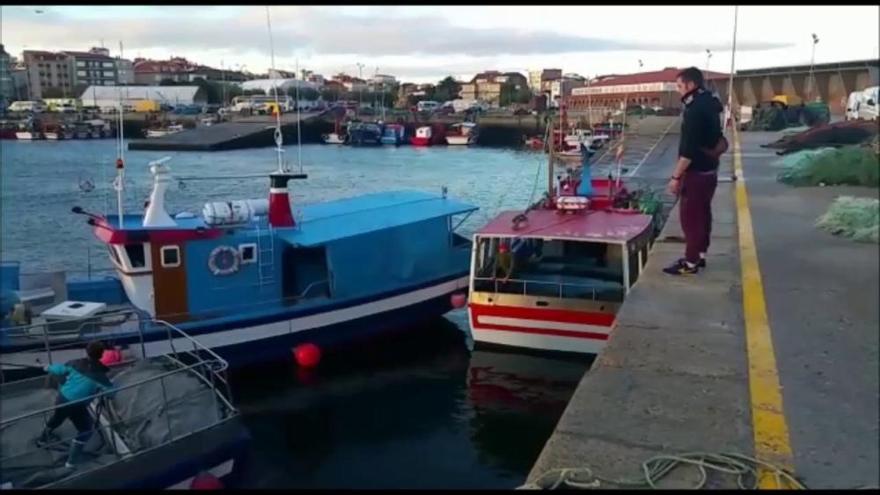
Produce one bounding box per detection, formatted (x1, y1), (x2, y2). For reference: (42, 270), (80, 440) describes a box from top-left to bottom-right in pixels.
(467, 177), (654, 355)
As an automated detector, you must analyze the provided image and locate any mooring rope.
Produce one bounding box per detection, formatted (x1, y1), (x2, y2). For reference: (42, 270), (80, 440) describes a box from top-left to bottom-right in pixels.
(517, 452), (807, 490)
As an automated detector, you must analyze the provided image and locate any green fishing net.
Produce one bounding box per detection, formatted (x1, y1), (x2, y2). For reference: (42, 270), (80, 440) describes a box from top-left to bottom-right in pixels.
(776, 146), (880, 187)
(816, 196), (879, 243)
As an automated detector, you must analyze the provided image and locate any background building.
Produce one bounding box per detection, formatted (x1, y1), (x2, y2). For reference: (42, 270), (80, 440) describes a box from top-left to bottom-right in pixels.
(459, 71), (528, 107)
(64, 47), (118, 89)
(568, 67), (728, 110)
(116, 58), (135, 84)
(22, 50), (74, 99)
(0, 44), (13, 108)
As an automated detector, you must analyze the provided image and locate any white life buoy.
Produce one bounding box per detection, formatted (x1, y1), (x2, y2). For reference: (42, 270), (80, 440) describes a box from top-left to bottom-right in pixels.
(208, 246), (240, 276)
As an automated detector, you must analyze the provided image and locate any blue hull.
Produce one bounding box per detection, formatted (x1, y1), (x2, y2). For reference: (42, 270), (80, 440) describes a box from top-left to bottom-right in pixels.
(216, 289), (457, 368)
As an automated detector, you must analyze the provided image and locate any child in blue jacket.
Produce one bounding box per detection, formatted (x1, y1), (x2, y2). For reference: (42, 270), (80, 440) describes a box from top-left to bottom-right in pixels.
(35, 341), (115, 468)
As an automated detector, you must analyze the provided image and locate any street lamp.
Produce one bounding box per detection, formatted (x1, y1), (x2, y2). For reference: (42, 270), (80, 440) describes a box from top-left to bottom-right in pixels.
(705, 49), (713, 72)
(356, 62), (365, 115)
(808, 33), (820, 101)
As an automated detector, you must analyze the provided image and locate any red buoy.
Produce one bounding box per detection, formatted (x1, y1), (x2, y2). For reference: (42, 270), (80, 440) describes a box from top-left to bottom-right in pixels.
(451, 293), (467, 309)
(190, 472), (223, 490)
(293, 343), (321, 368)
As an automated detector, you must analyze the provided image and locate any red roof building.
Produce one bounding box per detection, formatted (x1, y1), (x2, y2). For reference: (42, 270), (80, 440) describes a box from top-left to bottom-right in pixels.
(569, 67), (728, 110)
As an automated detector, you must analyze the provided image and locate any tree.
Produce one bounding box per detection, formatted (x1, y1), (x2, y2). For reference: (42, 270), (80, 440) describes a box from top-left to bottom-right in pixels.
(159, 78), (179, 86)
(320, 87), (341, 102)
(513, 86), (533, 105)
(433, 76), (460, 102)
(287, 86), (320, 101)
(242, 89), (265, 96)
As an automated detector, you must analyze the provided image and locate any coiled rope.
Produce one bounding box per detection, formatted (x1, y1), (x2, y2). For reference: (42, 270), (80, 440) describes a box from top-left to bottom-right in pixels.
(517, 452), (807, 490)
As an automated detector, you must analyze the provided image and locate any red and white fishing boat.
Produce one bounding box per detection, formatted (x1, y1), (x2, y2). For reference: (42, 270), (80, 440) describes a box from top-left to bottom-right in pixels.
(410, 125), (434, 146)
(467, 122), (655, 355)
(446, 122), (478, 145)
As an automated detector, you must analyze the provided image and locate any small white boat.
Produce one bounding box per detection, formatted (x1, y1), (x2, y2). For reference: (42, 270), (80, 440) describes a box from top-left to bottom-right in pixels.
(14, 131), (40, 140)
(446, 122), (478, 145)
(44, 131), (61, 140)
(322, 132), (347, 144)
(145, 124), (185, 138)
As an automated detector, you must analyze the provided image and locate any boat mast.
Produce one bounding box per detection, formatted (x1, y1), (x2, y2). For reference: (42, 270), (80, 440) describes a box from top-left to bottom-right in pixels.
(547, 117), (554, 200)
(114, 40), (125, 227)
(295, 57), (303, 173)
(726, 5), (739, 135)
(265, 5), (286, 173)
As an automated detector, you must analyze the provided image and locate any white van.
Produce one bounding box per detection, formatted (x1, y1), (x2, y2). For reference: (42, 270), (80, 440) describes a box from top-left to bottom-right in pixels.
(417, 100), (440, 112)
(857, 86), (878, 121)
(845, 91), (862, 121)
(7, 101), (46, 113)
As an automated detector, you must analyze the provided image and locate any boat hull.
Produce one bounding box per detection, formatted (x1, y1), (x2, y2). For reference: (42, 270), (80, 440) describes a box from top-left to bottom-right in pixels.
(410, 136), (431, 146)
(468, 303), (613, 355)
(14, 132), (40, 140)
(445, 135), (475, 145)
(322, 133), (347, 144)
(50, 416), (250, 490)
(1, 275), (470, 371)
(44, 132), (61, 140)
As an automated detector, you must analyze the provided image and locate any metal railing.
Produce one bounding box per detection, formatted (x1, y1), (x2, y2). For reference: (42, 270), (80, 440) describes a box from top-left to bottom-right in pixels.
(472, 276), (625, 301)
(0, 319), (235, 489)
(0, 309), (148, 367)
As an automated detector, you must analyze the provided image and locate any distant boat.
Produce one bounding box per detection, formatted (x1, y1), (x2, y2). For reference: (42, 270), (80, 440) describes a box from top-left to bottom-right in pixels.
(380, 123), (405, 145)
(410, 126), (434, 146)
(348, 122), (383, 146)
(14, 131), (41, 140)
(145, 124), (184, 138)
(446, 122), (478, 145)
(322, 118), (348, 144)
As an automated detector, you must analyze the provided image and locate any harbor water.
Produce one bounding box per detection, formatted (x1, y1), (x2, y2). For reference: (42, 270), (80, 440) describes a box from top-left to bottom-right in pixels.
(0, 140), (592, 488)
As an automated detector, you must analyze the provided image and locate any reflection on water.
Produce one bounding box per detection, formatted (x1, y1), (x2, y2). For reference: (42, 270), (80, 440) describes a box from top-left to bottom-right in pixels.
(230, 315), (590, 489)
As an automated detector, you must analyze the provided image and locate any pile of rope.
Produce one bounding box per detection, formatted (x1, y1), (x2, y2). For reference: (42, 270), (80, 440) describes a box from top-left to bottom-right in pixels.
(816, 195), (879, 243)
(518, 452), (806, 490)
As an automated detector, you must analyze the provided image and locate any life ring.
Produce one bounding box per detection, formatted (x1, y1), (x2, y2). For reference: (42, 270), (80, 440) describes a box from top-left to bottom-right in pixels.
(208, 246), (240, 276)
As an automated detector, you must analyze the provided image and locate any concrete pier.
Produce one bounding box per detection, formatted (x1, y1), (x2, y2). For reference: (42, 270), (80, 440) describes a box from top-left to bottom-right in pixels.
(526, 128), (879, 489)
(128, 111), (326, 151)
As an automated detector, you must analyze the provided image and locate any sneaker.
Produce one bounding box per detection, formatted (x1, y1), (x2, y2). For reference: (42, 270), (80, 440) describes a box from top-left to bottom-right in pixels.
(679, 257), (706, 268)
(663, 259), (699, 275)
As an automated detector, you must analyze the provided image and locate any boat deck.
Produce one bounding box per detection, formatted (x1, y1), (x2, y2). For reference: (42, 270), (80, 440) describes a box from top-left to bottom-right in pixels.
(0, 355), (234, 488)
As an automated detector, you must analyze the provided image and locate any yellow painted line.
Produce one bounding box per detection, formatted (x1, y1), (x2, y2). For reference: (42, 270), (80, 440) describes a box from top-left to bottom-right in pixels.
(732, 128), (796, 488)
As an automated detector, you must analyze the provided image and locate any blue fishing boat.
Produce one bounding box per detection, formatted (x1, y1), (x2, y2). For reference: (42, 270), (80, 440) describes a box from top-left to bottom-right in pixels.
(0, 154), (477, 370)
(347, 122), (383, 146)
(380, 124), (406, 145)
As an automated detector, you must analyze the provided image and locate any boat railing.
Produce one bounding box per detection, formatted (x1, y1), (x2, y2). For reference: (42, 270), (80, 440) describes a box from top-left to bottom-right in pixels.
(472, 276), (624, 302)
(0, 321), (235, 488)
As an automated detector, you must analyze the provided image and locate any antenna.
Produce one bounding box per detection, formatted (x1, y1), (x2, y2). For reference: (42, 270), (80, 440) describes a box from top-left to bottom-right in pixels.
(114, 40), (126, 228)
(265, 5), (285, 173)
(295, 58), (303, 173)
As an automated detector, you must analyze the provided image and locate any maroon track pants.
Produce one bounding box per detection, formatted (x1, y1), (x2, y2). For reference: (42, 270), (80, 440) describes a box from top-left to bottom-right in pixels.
(679, 170), (718, 264)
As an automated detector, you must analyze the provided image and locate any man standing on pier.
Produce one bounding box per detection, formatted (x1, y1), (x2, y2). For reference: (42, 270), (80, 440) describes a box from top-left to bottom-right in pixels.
(663, 67), (726, 276)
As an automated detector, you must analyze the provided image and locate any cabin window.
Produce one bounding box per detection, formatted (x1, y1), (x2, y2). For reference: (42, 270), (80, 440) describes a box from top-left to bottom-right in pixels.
(160, 246), (181, 268)
(239, 243), (257, 264)
(124, 244), (146, 268)
(472, 236), (625, 302)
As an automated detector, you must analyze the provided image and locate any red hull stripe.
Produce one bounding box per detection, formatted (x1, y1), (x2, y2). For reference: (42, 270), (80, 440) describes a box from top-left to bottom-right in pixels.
(93, 218), (223, 245)
(473, 323), (610, 341)
(469, 303), (615, 327)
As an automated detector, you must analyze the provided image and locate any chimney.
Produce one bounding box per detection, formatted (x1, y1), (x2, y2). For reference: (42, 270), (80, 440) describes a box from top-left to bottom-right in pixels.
(268, 172), (306, 228)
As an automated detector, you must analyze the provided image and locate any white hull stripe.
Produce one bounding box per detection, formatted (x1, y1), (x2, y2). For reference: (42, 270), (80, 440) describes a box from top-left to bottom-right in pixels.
(269, 188), (288, 193)
(473, 329), (607, 354)
(3, 276), (470, 368)
(475, 315), (612, 334)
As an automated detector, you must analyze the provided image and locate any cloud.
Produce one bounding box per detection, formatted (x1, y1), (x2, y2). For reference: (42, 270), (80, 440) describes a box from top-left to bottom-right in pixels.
(1, 6), (791, 60)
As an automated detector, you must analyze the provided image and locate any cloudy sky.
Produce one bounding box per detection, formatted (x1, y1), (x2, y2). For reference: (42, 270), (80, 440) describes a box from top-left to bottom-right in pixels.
(2, 5), (878, 83)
